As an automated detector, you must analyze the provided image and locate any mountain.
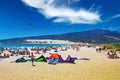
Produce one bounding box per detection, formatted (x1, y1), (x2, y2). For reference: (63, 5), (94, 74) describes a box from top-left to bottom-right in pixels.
(0, 29), (120, 44)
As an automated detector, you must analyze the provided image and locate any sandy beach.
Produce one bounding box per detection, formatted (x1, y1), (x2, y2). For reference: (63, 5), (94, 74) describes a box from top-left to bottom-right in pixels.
(1, 0), (120, 80)
(0, 47), (120, 80)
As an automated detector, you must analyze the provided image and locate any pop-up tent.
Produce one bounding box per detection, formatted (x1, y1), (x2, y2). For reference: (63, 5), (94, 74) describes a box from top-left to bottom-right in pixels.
(36, 55), (47, 62)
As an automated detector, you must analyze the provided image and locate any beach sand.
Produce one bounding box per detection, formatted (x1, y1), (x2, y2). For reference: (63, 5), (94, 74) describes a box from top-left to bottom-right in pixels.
(0, 47), (120, 80)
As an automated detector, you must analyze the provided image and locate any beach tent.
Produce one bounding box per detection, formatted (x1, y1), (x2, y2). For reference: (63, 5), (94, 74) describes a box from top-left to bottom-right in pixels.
(65, 55), (75, 63)
(48, 53), (60, 64)
(16, 57), (27, 63)
(36, 55), (47, 62)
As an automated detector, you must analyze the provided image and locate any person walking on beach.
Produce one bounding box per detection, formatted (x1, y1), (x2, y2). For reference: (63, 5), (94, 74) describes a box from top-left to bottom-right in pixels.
(30, 52), (35, 66)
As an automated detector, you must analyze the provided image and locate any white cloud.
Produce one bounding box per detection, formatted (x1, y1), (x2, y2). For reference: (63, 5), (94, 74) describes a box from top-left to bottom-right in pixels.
(67, 0), (80, 5)
(22, 0), (101, 24)
(110, 14), (120, 19)
(105, 14), (120, 22)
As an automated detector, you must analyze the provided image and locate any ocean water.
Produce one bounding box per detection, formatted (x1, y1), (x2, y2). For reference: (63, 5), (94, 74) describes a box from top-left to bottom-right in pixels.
(0, 43), (67, 48)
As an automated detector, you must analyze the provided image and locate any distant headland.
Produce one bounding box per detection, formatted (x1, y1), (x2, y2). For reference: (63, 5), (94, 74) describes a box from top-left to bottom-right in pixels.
(0, 29), (120, 44)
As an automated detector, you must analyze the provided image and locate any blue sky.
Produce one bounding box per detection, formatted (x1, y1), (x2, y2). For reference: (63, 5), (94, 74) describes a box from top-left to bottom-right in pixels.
(0, 0), (120, 39)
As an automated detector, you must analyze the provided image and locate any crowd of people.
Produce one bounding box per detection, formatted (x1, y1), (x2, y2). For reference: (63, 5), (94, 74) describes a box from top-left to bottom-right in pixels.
(0, 47), (10, 58)
(0, 44), (119, 66)
(107, 50), (119, 59)
(0, 47), (30, 57)
(0, 46), (69, 58)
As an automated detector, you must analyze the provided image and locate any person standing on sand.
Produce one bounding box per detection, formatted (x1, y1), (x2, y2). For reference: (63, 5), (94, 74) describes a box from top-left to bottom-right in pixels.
(30, 52), (35, 66)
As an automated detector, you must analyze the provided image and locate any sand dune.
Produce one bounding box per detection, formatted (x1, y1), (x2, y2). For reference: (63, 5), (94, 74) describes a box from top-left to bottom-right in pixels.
(0, 47), (120, 80)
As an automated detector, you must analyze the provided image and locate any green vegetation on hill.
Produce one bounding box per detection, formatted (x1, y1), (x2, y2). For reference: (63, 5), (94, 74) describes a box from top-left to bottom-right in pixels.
(0, 29), (120, 44)
(104, 44), (120, 50)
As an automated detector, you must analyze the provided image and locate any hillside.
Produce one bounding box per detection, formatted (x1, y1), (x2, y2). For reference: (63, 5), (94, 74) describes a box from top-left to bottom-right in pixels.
(0, 29), (120, 44)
